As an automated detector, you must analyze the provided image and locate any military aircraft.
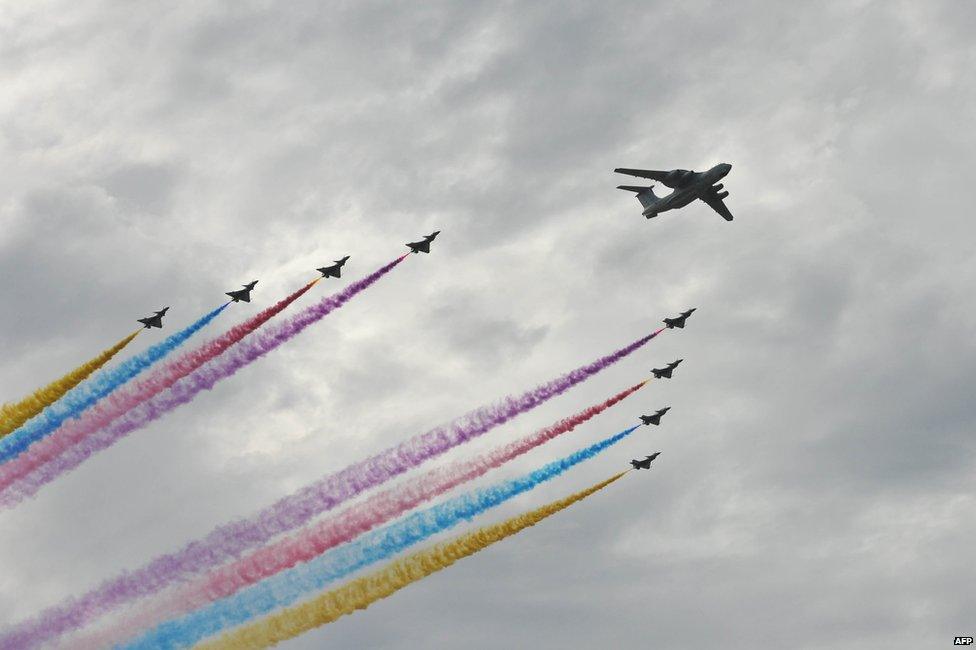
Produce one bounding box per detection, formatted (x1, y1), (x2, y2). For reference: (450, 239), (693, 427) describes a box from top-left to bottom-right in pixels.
(639, 407), (671, 426)
(137, 307), (169, 329)
(226, 281), (258, 303)
(630, 452), (661, 470)
(406, 231), (440, 254)
(317, 256), (350, 278)
(664, 308), (696, 329)
(651, 359), (683, 379)
(615, 163), (733, 221)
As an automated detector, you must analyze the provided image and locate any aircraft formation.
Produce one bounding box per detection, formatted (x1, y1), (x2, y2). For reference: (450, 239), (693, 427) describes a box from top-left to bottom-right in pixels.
(133, 233), (441, 328)
(609, 162), (731, 466)
(628, 308), (694, 468)
(1, 162), (721, 647)
(129, 220), (688, 519)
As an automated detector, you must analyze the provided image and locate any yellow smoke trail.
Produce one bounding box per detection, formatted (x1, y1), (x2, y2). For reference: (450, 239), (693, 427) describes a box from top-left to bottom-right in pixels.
(0, 330), (141, 438)
(198, 471), (629, 650)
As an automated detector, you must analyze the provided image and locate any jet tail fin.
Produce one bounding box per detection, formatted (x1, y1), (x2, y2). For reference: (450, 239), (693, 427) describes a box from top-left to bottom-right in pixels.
(617, 185), (661, 210)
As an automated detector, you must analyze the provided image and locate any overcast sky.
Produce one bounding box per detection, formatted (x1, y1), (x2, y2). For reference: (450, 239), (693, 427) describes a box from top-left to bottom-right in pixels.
(1, 1), (974, 648)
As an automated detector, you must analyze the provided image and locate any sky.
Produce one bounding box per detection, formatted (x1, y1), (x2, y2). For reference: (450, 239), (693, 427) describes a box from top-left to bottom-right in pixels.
(1, 1), (974, 648)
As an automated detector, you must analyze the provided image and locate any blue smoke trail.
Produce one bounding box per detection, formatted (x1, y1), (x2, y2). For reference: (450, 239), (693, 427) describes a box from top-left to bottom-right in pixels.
(0, 304), (229, 463)
(126, 424), (641, 649)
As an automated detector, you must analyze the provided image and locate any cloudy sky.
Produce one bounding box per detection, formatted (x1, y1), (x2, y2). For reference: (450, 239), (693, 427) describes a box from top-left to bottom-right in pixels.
(1, 1), (974, 648)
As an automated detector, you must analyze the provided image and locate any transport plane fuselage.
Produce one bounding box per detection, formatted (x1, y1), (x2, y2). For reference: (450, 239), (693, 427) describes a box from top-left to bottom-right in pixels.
(615, 163), (734, 221)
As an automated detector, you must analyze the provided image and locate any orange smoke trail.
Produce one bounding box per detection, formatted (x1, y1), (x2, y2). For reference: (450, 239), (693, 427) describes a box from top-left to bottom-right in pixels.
(0, 330), (141, 439)
(198, 472), (628, 650)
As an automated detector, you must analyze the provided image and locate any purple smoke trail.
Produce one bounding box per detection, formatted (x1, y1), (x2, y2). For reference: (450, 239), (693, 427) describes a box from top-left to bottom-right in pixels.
(3, 326), (664, 649)
(0, 255), (409, 510)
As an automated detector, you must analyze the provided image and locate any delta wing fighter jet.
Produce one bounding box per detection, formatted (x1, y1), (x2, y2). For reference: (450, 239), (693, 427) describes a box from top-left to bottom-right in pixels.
(651, 359), (683, 379)
(226, 281), (258, 303)
(137, 307), (169, 329)
(664, 309), (696, 329)
(630, 452), (661, 470)
(615, 163), (734, 221)
(317, 256), (350, 279)
(639, 408), (671, 426)
(407, 231), (440, 254)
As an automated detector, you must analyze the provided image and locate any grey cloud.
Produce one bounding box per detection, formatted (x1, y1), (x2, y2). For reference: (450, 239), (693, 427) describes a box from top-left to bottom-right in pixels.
(97, 162), (180, 215)
(1, 1), (974, 649)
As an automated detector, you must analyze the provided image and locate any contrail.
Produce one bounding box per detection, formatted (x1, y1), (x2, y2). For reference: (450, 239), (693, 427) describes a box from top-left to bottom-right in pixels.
(0, 278), (323, 497)
(199, 472), (629, 650)
(0, 327), (662, 649)
(0, 256), (408, 507)
(0, 330), (141, 439)
(0, 305), (228, 463)
(72, 381), (649, 648)
(126, 426), (641, 648)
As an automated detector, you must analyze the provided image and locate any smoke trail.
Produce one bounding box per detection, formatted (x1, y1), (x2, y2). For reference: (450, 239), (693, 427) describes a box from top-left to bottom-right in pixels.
(74, 381), (649, 649)
(200, 472), (628, 650)
(0, 279), (322, 497)
(0, 256), (407, 507)
(0, 305), (228, 463)
(126, 426), (641, 648)
(2, 327), (660, 649)
(0, 330), (141, 439)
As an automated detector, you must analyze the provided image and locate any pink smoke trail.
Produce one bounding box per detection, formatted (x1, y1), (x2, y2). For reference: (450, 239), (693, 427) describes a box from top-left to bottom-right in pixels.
(72, 379), (649, 648)
(0, 256), (408, 507)
(0, 280), (319, 496)
(3, 326), (663, 649)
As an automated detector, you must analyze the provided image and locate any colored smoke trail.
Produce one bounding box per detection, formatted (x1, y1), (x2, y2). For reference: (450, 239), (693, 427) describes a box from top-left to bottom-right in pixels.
(0, 280), (320, 499)
(127, 426), (640, 648)
(2, 326), (659, 650)
(76, 381), (648, 648)
(200, 472), (628, 650)
(0, 305), (228, 463)
(0, 257), (407, 508)
(0, 330), (141, 439)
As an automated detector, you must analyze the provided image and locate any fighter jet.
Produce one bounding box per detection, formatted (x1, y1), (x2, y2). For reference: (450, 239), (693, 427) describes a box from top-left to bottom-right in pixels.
(630, 452), (661, 470)
(639, 407), (671, 426)
(226, 281), (258, 303)
(651, 359), (683, 379)
(137, 307), (169, 329)
(615, 163), (734, 221)
(406, 231), (440, 254)
(317, 256), (350, 279)
(664, 308), (696, 329)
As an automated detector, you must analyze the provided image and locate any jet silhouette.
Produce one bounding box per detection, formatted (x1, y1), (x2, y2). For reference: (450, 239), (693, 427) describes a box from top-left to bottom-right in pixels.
(137, 307), (169, 329)
(639, 408), (671, 426)
(664, 308), (696, 329)
(406, 231), (440, 254)
(226, 281), (258, 303)
(630, 452), (661, 470)
(651, 359), (683, 379)
(317, 256), (350, 278)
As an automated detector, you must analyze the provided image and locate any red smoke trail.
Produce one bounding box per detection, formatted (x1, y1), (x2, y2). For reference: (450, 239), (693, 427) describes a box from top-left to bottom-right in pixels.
(10, 326), (662, 649)
(0, 280), (318, 493)
(0, 258), (409, 507)
(75, 380), (649, 647)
